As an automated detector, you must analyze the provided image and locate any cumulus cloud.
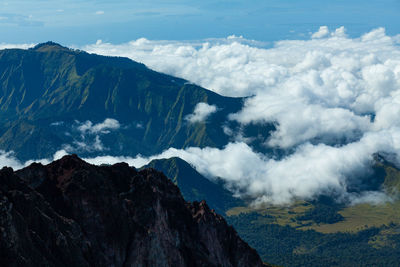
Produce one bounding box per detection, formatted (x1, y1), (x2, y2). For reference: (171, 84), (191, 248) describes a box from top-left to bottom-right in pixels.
(64, 118), (121, 153)
(80, 129), (399, 205)
(311, 26), (329, 39)
(77, 118), (120, 135)
(229, 94), (372, 148)
(71, 135), (105, 152)
(185, 102), (218, 123)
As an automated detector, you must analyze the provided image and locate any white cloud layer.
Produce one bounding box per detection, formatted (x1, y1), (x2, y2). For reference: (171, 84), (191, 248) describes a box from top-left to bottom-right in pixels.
(78, 129), (398, 205)
(185, 102), (218, 123)
(4, 127), (387, 205)
(0, 127), (395, 205)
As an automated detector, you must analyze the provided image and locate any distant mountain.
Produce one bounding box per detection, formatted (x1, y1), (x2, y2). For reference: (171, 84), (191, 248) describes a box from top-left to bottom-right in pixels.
(0, 42), (250, 160)
(0, 155), (268, 267)
(143, 157), (243, 214)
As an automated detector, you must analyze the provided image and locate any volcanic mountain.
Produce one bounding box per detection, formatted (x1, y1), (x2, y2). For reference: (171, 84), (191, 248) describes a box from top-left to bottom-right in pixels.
(0, 42), (255, 160)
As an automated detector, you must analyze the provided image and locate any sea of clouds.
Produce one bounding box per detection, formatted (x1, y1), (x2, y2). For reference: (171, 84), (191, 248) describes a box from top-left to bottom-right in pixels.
(2, 26), (400, 205)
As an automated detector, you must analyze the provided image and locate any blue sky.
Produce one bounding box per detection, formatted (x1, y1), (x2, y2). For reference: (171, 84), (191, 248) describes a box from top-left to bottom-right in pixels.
(1, 0), (400, 45)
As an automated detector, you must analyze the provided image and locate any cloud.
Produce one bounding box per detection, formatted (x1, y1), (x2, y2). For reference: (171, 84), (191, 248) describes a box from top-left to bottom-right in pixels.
(0, 151), (25, 170)
(229, 94), (372, 148)
(0, 42), (35, 50)
(71, 135), (105, 152)
(312, 26), (329, 39)
(0, 129), (397, 205)
(76, 118), (120, 135)
(63, 118), (121, 153)
(185, 102), (218, 123)
(82, 37), (272, 97)
(50, 121), (64, 126)
(80, 129), (399, 205)
(95, 10), (105, 15)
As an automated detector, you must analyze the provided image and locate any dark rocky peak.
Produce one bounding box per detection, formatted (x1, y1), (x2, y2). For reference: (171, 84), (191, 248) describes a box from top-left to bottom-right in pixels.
(1, 155), (268, 267)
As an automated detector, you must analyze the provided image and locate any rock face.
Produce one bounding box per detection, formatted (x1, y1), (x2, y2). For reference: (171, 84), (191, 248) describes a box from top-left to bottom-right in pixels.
(143, 157), (244, 214)
(0, 155), (267, 267)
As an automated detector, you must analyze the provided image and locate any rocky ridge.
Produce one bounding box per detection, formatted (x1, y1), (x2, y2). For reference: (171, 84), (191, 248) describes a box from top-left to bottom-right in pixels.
(0, 155), (267, 267)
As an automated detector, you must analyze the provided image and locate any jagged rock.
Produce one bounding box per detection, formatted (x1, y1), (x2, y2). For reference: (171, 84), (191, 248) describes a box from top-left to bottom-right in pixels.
(0, 155), (268, 267)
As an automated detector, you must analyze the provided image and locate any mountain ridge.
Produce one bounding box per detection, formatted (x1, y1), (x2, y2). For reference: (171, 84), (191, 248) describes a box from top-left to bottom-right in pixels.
(0, 154), (268, 267)
(143, 157), (244, 214)
(0, 42), (248, 160)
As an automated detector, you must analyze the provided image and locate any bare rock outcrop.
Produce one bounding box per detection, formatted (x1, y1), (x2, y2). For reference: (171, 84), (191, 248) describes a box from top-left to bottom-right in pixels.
(0, 155), (268, 267)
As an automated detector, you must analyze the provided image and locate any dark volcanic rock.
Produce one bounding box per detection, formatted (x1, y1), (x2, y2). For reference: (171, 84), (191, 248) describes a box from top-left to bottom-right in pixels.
(0, 155), (267, 267)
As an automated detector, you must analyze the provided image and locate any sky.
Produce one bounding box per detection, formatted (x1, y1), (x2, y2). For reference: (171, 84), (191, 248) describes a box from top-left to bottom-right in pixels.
(1, 0), (400, 45)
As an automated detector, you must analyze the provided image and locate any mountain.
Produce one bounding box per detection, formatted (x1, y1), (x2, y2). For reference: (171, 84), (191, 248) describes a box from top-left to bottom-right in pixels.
(0, 42), (251, 160)
(143, 157), (244, 214)
(0, 155), (268, 267)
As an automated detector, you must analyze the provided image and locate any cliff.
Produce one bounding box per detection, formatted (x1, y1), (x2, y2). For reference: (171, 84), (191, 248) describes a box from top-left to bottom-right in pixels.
(0, 155), (267, 267)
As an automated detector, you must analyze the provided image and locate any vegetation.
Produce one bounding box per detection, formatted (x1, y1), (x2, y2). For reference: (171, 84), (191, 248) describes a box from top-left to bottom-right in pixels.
(0, 42), (246, 160)
(227, 212), (400, 267)
(223, 161), (400, 266)
(296, 197), (344, 224)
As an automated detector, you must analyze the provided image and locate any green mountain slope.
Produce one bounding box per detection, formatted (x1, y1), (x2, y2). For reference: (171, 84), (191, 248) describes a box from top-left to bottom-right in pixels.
(0, 42), (245, 160)
(143, 157), (243, 214)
